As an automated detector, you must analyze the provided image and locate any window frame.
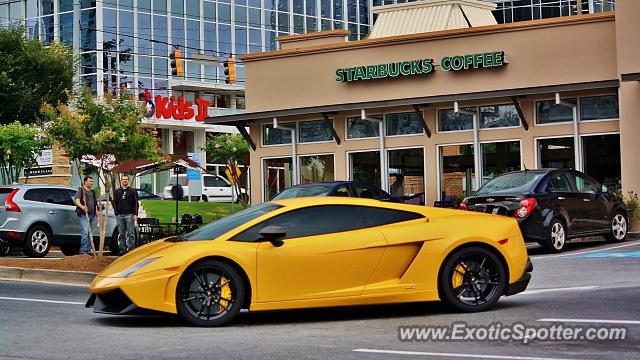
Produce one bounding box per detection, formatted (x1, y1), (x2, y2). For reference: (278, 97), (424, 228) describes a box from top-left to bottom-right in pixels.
(298, 153), (336, 184)
(478, 103), (522, 130)
(436, 106), (476, 134)
(579, 94), (620, 122)
(261, 122), (294, 147)
(534, 97), (578, 126)
(384, 111), (425, 138)
(345, 114), (382, 141)
(297, 118), (335, 144)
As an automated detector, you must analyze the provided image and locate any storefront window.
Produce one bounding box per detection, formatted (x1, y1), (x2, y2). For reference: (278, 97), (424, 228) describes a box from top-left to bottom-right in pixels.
(298, 120), (333, 143)
(582, 134), (621, 190)
(536, 99), (576, 124)
(263, 157), (293, 201)
(479, 104), (521, 129)
(580, 95), (619, 121)
(347, 116), (380, 139)
(300, 154), (334, 183)
(385, 112), (423, 136)
(440, 144), (475, 202)
(438, 108), (475, 132)
(481, 141), (521, 184)
(538, 137), (575, 169)
(349, 151), (380, 186)
(388, 148), (424, 203)
(263, 124), (292, 145)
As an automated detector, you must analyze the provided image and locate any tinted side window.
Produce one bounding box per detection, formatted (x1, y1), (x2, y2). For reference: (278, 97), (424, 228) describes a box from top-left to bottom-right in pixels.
(573, 174), (599, 194)
(353, 184), (380, 200)
(214, 176), (230, 187)
(24, 189), (48, 202)
(548, 173), (572, 192)
(361, 207), (423, 228)
(50, 189), (74, 206)
(204, 176), (216, 187)
(232, 205), (365, 241)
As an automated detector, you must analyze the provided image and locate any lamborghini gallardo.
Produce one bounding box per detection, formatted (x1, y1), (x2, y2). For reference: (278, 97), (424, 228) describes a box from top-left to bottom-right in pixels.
(87, 197), (532, 326)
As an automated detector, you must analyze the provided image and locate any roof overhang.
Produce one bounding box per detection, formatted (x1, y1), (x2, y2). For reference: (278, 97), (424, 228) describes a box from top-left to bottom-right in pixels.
(205, 79), (619, 125)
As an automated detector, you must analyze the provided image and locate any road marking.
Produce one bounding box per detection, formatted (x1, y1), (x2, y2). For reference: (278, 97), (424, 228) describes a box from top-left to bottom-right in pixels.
(531, 241), (640, 259)
(0, 296), (84, 305)
(568, 251), (640, 258)
(538, 318), (640, 325)
(520, 286), (598, 295)
(353, 349), (582, 360)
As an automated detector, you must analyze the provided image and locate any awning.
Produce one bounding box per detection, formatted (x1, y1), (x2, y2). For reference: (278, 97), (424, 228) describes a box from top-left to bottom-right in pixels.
(204, 80), (619, 125)
(113, 155), (207, 176)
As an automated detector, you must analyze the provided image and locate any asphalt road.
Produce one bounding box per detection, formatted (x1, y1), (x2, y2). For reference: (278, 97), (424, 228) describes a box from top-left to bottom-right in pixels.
(1, 239), (639, 360)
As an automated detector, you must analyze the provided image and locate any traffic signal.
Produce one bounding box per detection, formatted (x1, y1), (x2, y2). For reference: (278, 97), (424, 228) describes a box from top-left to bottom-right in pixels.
(223, 57), (236, 84)
(170, 47), (184, 77)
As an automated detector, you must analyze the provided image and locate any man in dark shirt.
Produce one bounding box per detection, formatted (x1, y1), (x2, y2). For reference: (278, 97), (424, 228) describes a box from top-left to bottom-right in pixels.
(112, 175), (138, 254)
(75, 176), (100, 255)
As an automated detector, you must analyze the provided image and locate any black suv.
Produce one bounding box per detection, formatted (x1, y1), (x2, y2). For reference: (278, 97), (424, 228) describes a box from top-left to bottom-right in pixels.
(459, 169), (628, 253)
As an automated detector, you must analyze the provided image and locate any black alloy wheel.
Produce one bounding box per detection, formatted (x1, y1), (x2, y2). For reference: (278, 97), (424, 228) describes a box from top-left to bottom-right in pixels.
(439, 246), (506, 312)
(176, 260), (244, 327)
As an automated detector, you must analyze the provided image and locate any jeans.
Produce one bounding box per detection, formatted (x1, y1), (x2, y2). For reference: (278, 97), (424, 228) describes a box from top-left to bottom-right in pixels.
(79, 214), (97, 254)
(116, 214), (136, 253)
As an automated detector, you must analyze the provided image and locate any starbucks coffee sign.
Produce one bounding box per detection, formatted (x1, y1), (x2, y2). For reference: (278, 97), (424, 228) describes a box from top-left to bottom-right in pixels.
(335, 51), (507, 83)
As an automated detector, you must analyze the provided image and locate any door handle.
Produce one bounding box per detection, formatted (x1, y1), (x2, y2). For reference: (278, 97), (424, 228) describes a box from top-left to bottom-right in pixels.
(583, 198), (591, 202)
(49, 211), (58, 214)
(557, 197), (566, 200)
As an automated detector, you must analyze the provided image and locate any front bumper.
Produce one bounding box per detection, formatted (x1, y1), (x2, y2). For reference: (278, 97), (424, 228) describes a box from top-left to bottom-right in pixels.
(85, 289), (146, 315)
(505, 258), (533, 296)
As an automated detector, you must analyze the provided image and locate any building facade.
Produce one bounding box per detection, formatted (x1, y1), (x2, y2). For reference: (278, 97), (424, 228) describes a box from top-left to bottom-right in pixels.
(0, 0), (373, 191)
(207, 0), (639, 207)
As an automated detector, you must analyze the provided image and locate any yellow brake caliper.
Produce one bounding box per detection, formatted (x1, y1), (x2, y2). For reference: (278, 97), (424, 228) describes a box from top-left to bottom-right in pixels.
(218, 276), (232, 313)
(451, 262), (466, 289)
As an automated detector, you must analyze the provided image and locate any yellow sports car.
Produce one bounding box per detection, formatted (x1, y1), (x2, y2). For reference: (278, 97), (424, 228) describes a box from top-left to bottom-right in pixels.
(87, 197), (532, 326)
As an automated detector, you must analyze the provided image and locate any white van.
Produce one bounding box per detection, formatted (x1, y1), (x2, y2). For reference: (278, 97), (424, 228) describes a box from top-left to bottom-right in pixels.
(163, 174), (247, 202)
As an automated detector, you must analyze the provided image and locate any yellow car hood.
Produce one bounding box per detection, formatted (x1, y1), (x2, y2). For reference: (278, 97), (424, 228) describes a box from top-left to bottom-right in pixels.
(99, 239), (179, 278)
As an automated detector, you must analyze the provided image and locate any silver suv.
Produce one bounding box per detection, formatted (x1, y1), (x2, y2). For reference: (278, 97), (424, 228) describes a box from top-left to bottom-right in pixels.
(0, 185), (119, 258)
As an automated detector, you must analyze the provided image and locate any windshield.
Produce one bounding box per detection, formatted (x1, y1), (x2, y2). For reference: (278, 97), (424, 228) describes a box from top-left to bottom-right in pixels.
(183, 203), (281, 241)
(477, 172), (545, 194)
(272, 185), (334, 200)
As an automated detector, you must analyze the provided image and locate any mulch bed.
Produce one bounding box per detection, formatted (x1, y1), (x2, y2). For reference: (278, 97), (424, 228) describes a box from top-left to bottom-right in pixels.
(0, 255), (117, 273)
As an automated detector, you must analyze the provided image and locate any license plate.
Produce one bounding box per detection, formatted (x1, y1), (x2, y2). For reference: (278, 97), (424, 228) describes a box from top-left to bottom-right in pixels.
(492, 208), (500, 214)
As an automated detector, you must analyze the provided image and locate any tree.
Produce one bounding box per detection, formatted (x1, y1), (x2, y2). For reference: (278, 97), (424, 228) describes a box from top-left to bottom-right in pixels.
(0, 25), (74, 125)
(42, 93), (160, 256)
(203, 133), (250, 207)
(0, 121), (51, 184)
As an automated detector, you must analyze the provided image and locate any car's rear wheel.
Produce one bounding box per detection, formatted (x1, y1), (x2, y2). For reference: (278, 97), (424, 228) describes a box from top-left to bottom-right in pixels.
(540, 219), (566, 253)
(176, 260), (244, 327)
(60, 245), (79, 256)
(0, 242), (10, 257)
(605, 212), (628, 243)
(201, 195), (209, 202)
(23, 225), (51, 258)
(439, 246), (506, 312)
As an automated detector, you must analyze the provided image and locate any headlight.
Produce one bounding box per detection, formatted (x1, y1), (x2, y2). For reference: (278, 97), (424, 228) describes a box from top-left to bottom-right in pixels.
(113, 257), (161, 278)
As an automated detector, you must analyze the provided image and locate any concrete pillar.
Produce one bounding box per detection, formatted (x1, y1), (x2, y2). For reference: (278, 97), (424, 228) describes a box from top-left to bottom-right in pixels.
(618, 81), (640, 194)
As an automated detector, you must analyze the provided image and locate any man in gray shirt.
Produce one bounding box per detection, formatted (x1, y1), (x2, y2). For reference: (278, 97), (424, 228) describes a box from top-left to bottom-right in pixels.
(75, 176), (100, 255)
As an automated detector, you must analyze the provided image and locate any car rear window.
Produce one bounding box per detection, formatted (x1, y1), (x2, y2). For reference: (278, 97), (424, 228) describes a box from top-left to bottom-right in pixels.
(272, 186), (333, 200)
(477, 172), (545, 194)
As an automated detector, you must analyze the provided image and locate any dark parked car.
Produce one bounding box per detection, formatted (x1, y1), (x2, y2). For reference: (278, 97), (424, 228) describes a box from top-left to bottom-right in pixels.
(459, 169), (628, 253)
(272, 181), (401, 202)
(135, 188), (161, 200)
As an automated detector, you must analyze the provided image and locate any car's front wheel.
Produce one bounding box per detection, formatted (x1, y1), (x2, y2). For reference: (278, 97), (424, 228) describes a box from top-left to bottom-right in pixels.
(605, 212), (628, 243)
(0, 242), (10, 257)
(109, 229), (121, 255)
(439, 246), (506, 312)
(23, 225), (51, 258)
(176, 260), (244, 327)
(540, 219), (567, 253)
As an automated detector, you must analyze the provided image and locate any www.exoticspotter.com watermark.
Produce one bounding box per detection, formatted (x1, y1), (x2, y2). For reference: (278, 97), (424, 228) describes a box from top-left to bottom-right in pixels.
(398, 322), (628, 344)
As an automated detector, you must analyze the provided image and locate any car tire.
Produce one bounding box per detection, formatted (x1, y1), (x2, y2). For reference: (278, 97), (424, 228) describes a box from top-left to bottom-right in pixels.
(176, 259), (244, 327)
(201, 195), (209, 202)
(23, 225), (52, 258)
(60, 245), (80, 256)
(605, 211), (628, 243)
(541, 219), (567, 253)
(109, 229), (121, 256)
(0, 242), (9, 257)
(438, 246), (506, 312)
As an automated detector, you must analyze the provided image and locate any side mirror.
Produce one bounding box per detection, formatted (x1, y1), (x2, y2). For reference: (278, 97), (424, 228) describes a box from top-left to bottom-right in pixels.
(601, 184), (608, 194)
(259, 225), (286, 247)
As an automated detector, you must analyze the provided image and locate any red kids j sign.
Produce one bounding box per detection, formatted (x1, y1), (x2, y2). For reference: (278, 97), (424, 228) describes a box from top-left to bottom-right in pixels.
(143, 89), (211, 121)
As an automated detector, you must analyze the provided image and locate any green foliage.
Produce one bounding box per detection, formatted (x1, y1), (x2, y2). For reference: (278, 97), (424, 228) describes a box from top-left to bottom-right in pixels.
(614, 189), (640, 219)
(0, 25), (74, 125)
(203, 133), (250, 166)
(0, 121), (51, 184)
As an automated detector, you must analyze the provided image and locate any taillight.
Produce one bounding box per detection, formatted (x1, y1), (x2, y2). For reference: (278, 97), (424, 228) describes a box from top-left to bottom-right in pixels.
(5, 189), (20, 212)
(459, 202), (468, 211)
(514, 198), (536, 218)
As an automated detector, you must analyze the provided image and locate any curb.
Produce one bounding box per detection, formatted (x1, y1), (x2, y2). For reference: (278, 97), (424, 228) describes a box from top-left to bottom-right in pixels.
(0, 266), (96, 285)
